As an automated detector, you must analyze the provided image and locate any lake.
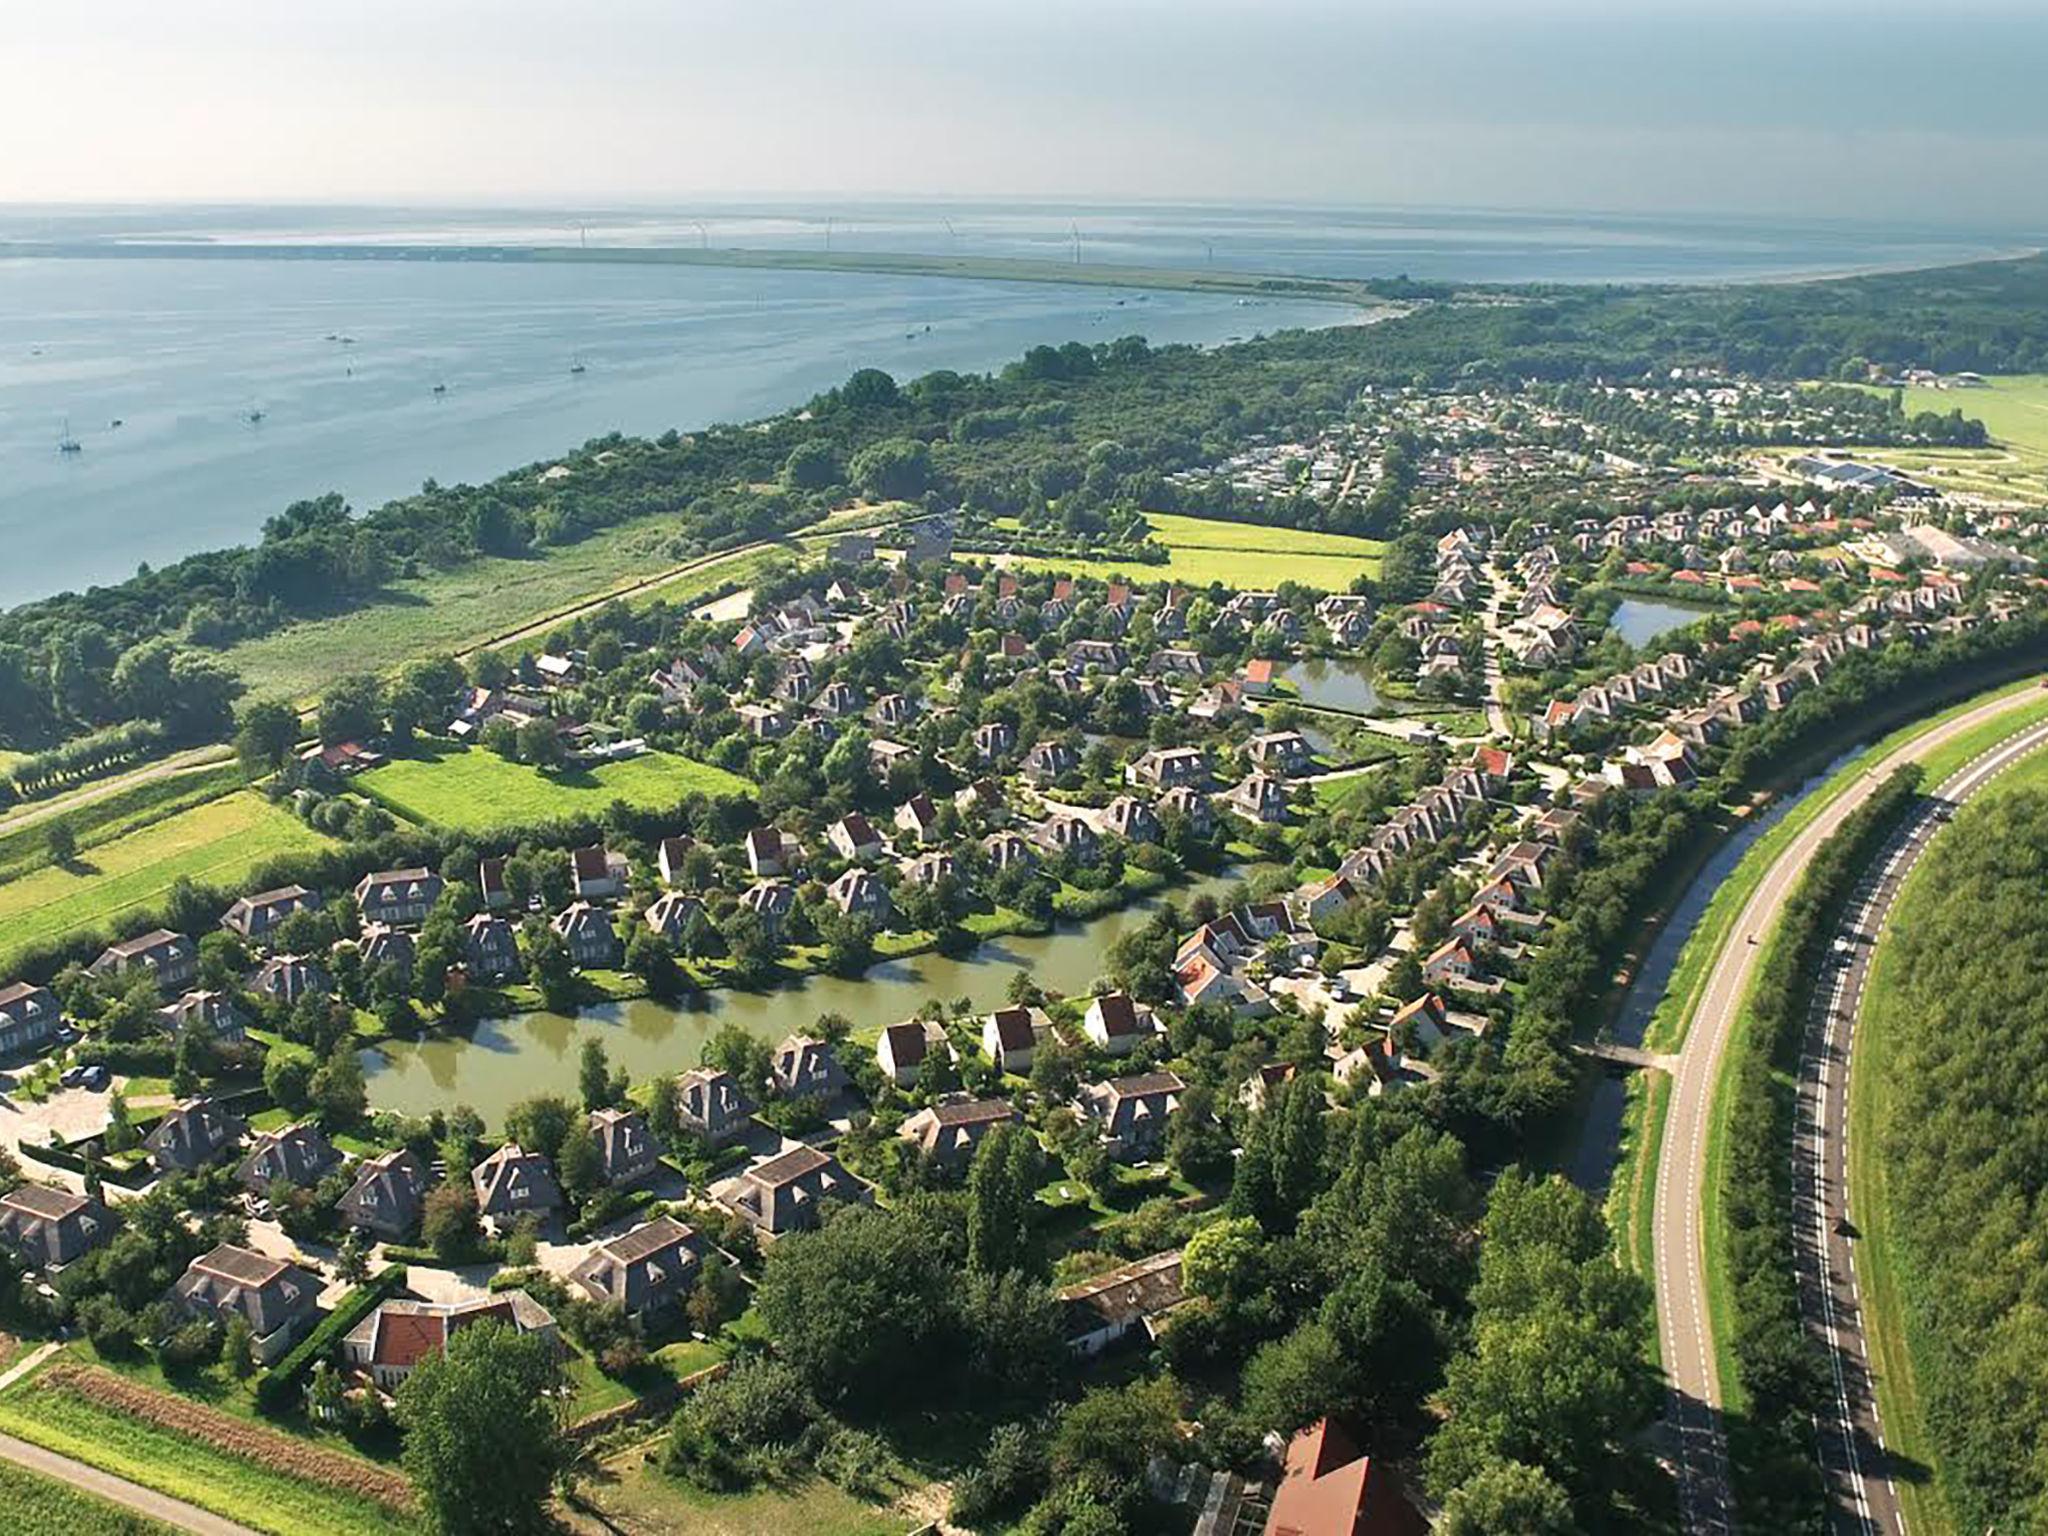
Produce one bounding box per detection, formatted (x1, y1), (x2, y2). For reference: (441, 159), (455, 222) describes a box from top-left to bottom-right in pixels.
(1611, 596), (1714, 649)
(1278, 655), (1385, 715)
(361, 866), (1252, 1123)
(0, 255), (1343, 607)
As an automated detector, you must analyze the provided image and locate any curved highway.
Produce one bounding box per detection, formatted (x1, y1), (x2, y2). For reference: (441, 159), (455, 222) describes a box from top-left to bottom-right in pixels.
(1653, 682), (2048, 1534)
(1796, 709), (2048, 1534)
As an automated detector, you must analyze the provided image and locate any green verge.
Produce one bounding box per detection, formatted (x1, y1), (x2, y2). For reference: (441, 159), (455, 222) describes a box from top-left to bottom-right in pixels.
(0, 1457), (180, 1536)
(0, 1378), (415, 1536)
(1706, 766), (1922, 1523)
(1644, 673), (2048, 1054)
(1850, 852), (1958, 1536)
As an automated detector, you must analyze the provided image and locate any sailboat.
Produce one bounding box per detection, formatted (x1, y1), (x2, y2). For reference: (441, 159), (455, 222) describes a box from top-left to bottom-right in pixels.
(57, 417), (82, 454)
(569, 358), (587, 375)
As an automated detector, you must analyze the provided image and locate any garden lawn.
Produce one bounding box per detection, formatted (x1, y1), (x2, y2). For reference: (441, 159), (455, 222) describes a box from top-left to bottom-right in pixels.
(580, 1459), (910, 1536)
(222, 535), (789, 704)
(0, 1371), (414, 1536)
(359, 745), (751, 833)
(0, 1457), (180, 1536)
(0, 791), (329, 968)
(984, 510), (1384, 591)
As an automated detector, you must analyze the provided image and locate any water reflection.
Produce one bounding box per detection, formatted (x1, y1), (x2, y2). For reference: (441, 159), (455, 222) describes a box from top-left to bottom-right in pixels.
(364, 867), (1253, 1122)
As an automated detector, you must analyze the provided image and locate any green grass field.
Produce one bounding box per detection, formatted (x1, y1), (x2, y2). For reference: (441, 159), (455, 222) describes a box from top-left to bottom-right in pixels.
(979, 510), (1384, 590)
(0, 1458), (179, 1536)
(1853, 846), (1959, 1536)
(1842, 716), (2048, 1536)
(1832, 374), (2048, 503)
(359, 745), (752, 833)
(0, 1375), (414, 1536)
(222, 534), (789, 704)
(0, 791), (329, 967)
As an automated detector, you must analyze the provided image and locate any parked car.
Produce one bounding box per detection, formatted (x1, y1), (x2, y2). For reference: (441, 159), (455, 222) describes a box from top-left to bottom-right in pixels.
(59, 1066), (86, 1088)
(80, 1064), (111, 1091)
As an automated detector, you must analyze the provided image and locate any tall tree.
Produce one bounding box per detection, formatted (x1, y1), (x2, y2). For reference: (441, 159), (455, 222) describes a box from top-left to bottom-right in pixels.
(398, 1320), (565, 1535)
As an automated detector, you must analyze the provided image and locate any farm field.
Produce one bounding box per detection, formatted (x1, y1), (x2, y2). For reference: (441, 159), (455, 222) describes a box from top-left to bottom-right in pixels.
(0, 1457), (179, 1536)
(983, 510), (1384, 589)
(222, 531), (790, 704)
(0, 1364), (415, 1536)
(359, 744), (753, 833)
(0, 790), (329, 968)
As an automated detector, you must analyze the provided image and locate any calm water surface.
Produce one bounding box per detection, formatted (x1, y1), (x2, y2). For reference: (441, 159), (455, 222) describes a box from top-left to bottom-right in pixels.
(0, 257), (1340, 607)
(362, 867), (1250, 1122)
(1611, 596), (1714, 649)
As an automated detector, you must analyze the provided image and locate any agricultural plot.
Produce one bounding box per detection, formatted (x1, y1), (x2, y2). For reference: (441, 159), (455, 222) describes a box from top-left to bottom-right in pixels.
(359, 745), (752, 833)
(0, 791), (329, 967)
(985, 510), (1384, 590)
(0, 1362), (415, 1536)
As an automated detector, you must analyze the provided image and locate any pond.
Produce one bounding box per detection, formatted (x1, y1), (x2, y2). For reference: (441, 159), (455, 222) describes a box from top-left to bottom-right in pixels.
(1610, 596), (1714, 649)
(362, 867), (1255, 1123)
(1277, 655), (1386, 715)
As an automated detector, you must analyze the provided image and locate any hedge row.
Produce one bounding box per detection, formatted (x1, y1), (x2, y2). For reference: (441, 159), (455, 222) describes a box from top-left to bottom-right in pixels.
(1720, 763), (1923, 1527)
(254, 1263), (410, 1414)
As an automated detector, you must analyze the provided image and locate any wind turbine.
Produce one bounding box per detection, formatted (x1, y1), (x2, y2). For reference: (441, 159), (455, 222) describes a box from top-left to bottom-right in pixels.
(693, 220), (709, 250)
(1070, 222), (1082, 265)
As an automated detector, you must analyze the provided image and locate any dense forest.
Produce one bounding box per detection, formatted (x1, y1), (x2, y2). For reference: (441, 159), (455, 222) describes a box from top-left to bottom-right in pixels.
(1870, 788), (2048, 1532)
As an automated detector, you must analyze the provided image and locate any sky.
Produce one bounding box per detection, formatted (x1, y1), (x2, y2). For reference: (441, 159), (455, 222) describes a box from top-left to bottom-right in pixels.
(4, 0), (2047, 225)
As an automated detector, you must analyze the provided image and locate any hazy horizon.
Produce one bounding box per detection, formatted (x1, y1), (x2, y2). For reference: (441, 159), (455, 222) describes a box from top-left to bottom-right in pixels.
(8, 1), (2047, 225)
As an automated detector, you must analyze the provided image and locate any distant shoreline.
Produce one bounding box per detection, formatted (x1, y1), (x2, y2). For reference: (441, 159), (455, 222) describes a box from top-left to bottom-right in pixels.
(0, 238), (1393, 311)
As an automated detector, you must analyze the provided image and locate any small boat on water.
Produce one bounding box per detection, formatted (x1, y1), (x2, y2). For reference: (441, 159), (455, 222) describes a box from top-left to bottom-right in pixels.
(109, 418), (123, 428)
(432, 382), (448, 395)
(57, 417), (81, 454)
(569, 359), (587, 375)
(246, 408), (265, 424)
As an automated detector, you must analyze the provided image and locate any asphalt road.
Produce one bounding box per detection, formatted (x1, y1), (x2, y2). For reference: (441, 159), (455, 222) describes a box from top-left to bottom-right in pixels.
(1796, 711), (2048, 1534)
(1652, 682), (2048, 1535)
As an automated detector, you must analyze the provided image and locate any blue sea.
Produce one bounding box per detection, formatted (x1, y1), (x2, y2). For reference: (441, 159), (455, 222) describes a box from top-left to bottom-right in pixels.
(2, 201), (2036, 610)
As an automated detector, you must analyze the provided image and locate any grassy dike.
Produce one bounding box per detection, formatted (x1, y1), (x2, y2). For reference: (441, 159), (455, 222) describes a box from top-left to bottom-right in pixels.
(1848, 853), (1957, 1536)
(1607, 674), (2048, 1359)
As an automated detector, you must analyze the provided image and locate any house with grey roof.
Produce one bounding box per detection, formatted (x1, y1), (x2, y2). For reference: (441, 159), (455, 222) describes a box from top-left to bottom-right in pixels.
(675, 1068), (754, 1148)
(0, 982), (61, 1056)
(336, 1148), (431, 1241)
(0, 1184), (109, 1270)
(145, 1098), (245, 1173)
(471, 1143), (562, 1223)
(462, 914), (520, 981)
(353, 867), (445, 928)
(158, 989), (248, 1043)
(569, 1216), (713, 1319)
(220, 884), (321, 943)
(589, 1106), (662, 1186)
(772, 1035), (848, 1100)
(898, 1098), (1019, 1170)
(249, 953), (331, 1007)
(170, 1244), (320, 1363)
(727, 1145), (870, 1236)
(237, 1121), (342, 1197)
(552, 903), (619, 968)
(1075, 1072), (1185, 1161)
(89, 930), (198, 995)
